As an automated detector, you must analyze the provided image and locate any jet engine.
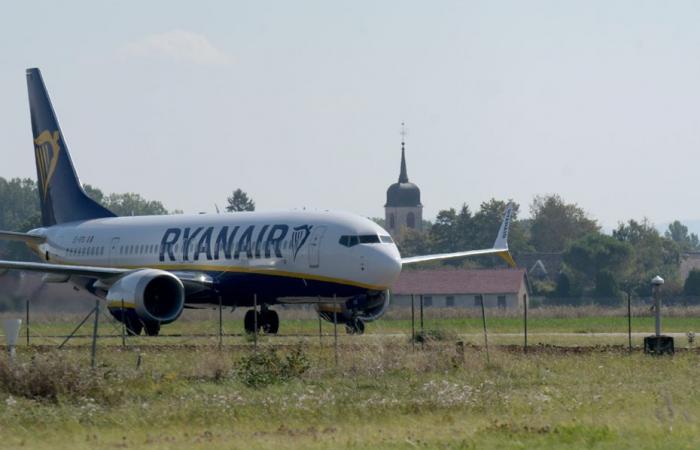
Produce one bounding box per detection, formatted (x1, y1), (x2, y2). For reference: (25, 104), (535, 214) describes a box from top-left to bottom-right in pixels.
(316, 290), (390, 334)
(106, 269), (185, 324)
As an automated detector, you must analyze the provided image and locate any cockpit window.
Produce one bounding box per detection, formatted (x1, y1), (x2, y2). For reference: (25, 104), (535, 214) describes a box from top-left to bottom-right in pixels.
(339, 235), (360, 247)
(340, 234), (393, 247)
(358, 235), (380, 244)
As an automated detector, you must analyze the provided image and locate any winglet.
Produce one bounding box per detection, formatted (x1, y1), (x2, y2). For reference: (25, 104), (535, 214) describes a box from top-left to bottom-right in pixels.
(493, 203), (516, 267)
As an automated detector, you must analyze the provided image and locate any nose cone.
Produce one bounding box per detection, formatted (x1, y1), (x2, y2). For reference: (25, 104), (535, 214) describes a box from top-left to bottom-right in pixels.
(369, 245), (402, 288)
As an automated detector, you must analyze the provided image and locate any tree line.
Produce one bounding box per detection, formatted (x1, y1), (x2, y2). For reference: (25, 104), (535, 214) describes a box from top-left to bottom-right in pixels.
(392, 194), (700, 304)
(2, 176), (699, 304)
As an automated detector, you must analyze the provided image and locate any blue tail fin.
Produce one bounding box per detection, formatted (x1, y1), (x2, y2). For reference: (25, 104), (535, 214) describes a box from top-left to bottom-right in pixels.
(26, 68), (116, 226)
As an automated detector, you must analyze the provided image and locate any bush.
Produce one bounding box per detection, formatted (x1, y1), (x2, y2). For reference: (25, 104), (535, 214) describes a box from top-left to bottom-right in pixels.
(236, 343), (310, 387)
(0, 353), (114, 403)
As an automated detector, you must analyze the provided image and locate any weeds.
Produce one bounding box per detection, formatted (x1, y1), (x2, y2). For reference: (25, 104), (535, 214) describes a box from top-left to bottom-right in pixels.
(236, 343), (310, 387)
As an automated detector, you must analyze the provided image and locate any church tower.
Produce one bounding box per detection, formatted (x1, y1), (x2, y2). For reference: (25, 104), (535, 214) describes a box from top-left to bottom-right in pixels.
(385, 127), (423, 237)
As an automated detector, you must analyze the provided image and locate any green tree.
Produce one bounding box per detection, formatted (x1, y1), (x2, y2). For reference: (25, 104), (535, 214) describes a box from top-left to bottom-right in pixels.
(103, 193), (168, 216)
(684, 269), (700, 296)
(665, 220), (700, 252)
(529, 195), (599, 252)
(226, 189), (255, 212)
(397, 228), (432, 258)
(613, 219), (680, 295)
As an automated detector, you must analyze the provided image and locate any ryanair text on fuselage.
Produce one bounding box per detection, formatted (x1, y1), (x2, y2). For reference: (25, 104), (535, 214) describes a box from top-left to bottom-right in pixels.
(159, 224), (313, 262)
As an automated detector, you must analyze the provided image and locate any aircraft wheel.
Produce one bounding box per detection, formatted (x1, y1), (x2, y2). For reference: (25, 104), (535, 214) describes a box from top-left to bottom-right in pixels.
(244, 309), (261, 334)
(143, 320), (161, 336)
(261, 309), (280, 334)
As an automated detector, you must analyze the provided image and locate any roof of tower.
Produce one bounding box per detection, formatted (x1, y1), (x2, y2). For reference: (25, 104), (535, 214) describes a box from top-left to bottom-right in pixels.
(386, 141), (422, 208)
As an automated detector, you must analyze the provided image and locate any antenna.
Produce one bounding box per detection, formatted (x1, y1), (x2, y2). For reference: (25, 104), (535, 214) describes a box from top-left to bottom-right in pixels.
(400, 122), (408, 146)
(214, 204), (220, 214)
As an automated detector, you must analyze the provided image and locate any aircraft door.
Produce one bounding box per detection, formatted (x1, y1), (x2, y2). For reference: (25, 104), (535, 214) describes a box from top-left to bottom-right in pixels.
(108, 237), (120, 265)
(307, 226), (326, 268)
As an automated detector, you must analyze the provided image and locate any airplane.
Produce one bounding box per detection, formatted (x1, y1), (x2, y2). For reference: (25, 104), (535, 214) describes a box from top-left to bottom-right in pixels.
(0, 68), (516, 336)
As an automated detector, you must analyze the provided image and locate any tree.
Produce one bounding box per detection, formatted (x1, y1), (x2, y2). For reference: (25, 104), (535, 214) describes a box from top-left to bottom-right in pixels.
(613, 219), (681, 295)
(665, 220), (700, 252)
(226, 189), (255, 212)
(529, 195), (599, 252)
(103, 193), (168, 216)
(562, 232), (632, 303)
(684, 269), (700, 296)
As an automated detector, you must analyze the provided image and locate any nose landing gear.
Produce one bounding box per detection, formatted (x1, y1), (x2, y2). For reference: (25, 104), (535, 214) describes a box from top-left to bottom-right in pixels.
(243, 308), (280, 334)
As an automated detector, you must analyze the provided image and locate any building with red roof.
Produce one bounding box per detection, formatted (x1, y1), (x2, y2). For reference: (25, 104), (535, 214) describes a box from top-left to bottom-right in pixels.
(390, 268), (529, 309)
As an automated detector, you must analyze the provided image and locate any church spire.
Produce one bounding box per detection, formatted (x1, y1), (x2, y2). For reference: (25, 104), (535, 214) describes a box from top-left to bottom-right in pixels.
(399, 122), (409, 183)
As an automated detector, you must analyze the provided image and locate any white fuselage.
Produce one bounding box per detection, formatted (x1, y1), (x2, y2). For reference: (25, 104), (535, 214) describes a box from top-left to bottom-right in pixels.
(33, 210), (402, 303)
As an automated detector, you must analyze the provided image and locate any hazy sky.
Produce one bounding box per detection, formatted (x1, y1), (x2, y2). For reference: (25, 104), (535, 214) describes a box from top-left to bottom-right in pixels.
(2, 1), (700, 229)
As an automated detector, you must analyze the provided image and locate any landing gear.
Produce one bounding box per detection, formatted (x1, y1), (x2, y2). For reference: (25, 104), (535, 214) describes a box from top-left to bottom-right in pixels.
(244, 308), (280, 334)
(345, 317), (365, 335)
(143, 320), (161, 336)
(261, 309), (280, 334)
(124, 314), (143, 336)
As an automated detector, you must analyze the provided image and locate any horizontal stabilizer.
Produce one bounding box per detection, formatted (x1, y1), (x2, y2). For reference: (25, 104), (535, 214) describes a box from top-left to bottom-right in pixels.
(0, 231), (46, 246)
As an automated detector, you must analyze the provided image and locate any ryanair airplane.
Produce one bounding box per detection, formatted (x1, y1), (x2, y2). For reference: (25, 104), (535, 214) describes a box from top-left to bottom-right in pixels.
(0, 68), (515, 336)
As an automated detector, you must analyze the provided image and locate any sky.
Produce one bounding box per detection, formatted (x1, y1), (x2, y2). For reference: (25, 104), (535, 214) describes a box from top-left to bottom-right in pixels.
(2, 1), (700, 230)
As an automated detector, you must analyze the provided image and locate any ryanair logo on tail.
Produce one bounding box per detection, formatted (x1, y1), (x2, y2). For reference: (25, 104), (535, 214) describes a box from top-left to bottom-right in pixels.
(34, 130), (61, 198)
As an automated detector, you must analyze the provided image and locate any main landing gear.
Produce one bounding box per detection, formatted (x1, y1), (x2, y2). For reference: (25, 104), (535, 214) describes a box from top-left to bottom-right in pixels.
(345, 317), (365, 335)
(244, 308), (280, 334)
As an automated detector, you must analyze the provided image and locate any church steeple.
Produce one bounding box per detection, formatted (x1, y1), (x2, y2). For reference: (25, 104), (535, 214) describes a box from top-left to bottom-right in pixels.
(385, 122), (423, 237)
(398, 141), (409, 183)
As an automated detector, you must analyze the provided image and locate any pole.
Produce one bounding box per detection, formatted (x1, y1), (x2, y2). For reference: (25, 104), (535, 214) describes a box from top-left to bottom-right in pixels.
(654, 287), (661, 336)
(318, 313), (323, 347)
(523, 293), (528, 354)
(480, 295), (490, 364)
(411, 294), (415, 351)
(627, 290), (632, 351)
(91, 299), (100, 369)
(121, 299), (126, 348)
(419, 294), (424, 349)
(253, 294), (258, 349)
(218, 294), (223, 349)
(333, 294), (338, 368)
(25, 299), (29, 347)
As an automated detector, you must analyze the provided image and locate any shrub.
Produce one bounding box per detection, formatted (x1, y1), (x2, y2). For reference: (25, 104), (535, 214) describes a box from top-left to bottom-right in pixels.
(0, 353), (114, 403)
(236, 343), (310, 387)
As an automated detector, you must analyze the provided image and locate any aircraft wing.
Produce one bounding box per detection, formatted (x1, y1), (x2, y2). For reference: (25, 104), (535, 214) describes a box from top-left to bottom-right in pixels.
(401, 203), (516, 267)
(0, 260), (214, 291)
(0, 260), (128, 279)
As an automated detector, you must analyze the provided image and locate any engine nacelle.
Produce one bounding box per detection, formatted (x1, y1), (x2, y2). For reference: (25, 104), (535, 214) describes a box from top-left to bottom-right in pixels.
(107, 269), (185, 324)
(316, 290), (390, 324)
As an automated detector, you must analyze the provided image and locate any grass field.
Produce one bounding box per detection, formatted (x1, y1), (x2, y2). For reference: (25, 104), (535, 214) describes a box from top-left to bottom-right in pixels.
(1, 309), (700, 449)
(1, 343), (700, 449)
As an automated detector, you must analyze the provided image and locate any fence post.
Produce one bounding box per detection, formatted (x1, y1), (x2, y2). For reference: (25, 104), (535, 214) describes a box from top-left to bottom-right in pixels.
(411, 294), (415, 351)
(121, 299), (126, 348)
(419, 294), (424, 349)
(333, 294), (338, 368)
(25, 299), (29, 347)
(318, 313), (323, 346)
(627, 290), (632, 352)
(523, 293), (528, 354)
(91, 299), (100, 369)
(218, 294), (223, 349)
(253, 294), (258, 349)
(480, 295), (490, 364)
